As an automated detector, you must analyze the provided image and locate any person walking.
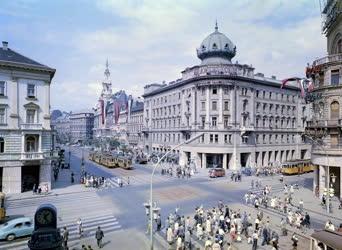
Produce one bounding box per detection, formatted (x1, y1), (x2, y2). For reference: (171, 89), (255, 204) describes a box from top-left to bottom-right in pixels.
(252, 230), (258, 250)
(62, 226), (69, 250)
(95, 226), (104, 248)
(77, 218), (83, 238)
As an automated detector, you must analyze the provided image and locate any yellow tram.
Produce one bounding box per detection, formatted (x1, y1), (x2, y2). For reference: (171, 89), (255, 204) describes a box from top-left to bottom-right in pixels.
(0, 192), (6, 221)
(281, 160), (314, 175)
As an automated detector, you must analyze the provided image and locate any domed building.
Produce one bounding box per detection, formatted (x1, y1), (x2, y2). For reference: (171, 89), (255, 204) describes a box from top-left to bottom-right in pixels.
(143, 24), (310, 170)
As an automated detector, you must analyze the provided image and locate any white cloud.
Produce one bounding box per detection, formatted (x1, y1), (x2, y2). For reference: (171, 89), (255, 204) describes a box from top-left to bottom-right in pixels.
(48, 0), (326, 110)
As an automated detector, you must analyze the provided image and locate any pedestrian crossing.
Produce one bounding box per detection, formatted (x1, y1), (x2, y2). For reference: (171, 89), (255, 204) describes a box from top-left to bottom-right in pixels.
(0, 213), (122, 250)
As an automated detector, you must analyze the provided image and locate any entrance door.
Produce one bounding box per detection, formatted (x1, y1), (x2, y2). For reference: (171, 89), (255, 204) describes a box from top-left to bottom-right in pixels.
(21, 165), (40, 192)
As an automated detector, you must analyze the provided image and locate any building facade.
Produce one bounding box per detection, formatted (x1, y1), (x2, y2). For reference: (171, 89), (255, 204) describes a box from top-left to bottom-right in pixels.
(69, 110), (94, 143)
(52, 112), (71, 144)
(127, 99), (144, 147)
(143, 24), (310, 170)
(306, 0), (342, 199)
(0, 41), (56, 193)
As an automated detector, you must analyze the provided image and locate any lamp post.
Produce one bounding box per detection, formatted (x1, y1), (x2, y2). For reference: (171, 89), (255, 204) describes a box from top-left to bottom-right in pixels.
(148, 132), (204, 250)
(81, 147), (85, 175)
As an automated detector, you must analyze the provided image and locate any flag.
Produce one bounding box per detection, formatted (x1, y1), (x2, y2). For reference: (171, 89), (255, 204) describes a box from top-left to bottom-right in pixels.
(281, 77), (301, 89)
(99, 99), (105, 125)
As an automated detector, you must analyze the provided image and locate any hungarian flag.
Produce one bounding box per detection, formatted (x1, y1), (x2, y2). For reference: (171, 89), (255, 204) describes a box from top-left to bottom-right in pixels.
(281, 77), (306, 97)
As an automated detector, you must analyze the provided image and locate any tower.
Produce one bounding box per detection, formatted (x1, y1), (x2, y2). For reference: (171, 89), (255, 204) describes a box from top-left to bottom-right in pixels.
(101, 59), (112, 99)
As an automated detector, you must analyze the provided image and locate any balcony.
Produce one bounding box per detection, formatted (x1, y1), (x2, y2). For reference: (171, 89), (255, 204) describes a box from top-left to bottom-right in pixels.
(312, 53), (342, 67)
(306, 119), (342, 128)
(20, 123), (43, 130)
(21, 152), (44, 161)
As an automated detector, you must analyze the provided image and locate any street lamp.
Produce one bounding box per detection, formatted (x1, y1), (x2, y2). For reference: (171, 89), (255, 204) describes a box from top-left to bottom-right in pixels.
(81, 147), (85, 175)
(148, 132), (204, 250)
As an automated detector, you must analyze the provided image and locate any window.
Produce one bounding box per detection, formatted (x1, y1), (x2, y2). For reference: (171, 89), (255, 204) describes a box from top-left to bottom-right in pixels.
(201, 116), (205, 127)
(0, 138), (4, 153)
(256, 90), (259, 98)
(212, 101), (217, 111)
(210, 134), (214, 143)
(26, 136), (37, 152)
(269, 134), (272, 144)
(212, 88), (217, 95)
(262, 134), (266, 144)
(211, 117), (217, 127)
(224, 101), (229, 111)
(224, 116), (229, 128)
(223, 88), (229, 95)
(26, 110), (35, 124)
(14, 223), (23, 228)
(256, 135), (259, 144)
(214, 134), (218, 143)
(202, 88), (205, 95)
(330, 101), (340, 120)
(201, 102), (205, 111)
(242, 136), (248, 144)
(27, 84), (35, 98)
(0, 81), (5, 96)
(263, 91), (266, 98)
(0, 108), (5, 124)
(212, 43), (217, 49)
(241, 88), (247, 96)
(331, 70), (339, 85)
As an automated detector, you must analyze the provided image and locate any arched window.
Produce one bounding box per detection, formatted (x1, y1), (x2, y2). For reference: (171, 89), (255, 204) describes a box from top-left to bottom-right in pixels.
(26, 136), (37, 152)
(330, 101), (340, 120)
(337, 39), (342, 54)
(0, 137), (4, 153)
(212, 43), (217, 49)
(201, 45), (206, 51)
(224, 44), (229, 49)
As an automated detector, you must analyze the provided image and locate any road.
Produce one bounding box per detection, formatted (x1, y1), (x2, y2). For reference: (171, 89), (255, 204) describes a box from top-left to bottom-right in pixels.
(2, 145), (340, 249)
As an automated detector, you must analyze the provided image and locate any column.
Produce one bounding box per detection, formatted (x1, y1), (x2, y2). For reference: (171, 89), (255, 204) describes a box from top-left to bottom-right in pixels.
(313, 166), (319, 196)
(319, 165), (326, 198)
(43, 82), (50, 129)
(250, 89), (255, 126)
(40, 161), (52, 191)
(194, 153), (201, 169)
(206, 87), (210, 125)
(3, 166), (21, 194)
(181, 91), (186, 126)
(10, 78), (19, 129)
(218, 87), (223, 128)
(179, 150), (187, 167)
(222, 153), (227, 169)
(191, 88), (196, 127)
(230, 86), (236, 126)
(202, 153), (207, 168)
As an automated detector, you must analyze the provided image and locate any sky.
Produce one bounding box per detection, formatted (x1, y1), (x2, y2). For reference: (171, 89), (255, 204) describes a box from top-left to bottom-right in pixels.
(0, 0), (326, 111)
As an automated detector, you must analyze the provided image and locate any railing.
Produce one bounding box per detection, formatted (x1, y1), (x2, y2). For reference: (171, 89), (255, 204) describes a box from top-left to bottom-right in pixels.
(21, 152), (44, 160)
(20, 123), (43, 130)
(0, 153), (21, 161)
(306, 119), (342, 128)
(313, 53), (342, 66)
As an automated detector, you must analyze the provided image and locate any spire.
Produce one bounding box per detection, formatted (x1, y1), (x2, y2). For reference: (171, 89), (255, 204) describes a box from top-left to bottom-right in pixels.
(104, 59), (110, 80)
(215, 20), (218, 32)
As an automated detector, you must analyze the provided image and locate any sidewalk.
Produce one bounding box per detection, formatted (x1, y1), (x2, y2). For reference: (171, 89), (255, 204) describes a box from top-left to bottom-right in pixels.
(6, 168), (93, 201)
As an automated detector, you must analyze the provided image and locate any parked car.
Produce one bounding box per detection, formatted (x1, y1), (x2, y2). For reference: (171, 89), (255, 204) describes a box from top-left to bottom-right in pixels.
(209, 168), (226, 178)
(0, 217), (34, 241)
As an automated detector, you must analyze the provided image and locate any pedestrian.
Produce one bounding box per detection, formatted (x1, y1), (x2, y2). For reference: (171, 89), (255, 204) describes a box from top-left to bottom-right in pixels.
(299, 199), (304, 212)
(32, 184), (36, 194)
(71, 172), (74, 184)
(77, 218), (83, 238)
(291, 233), (298, 250)
(184, 229), (191, 249)
(156, 214), (161, 231)
(167, 227), (173, 245)
(62, 226), (69, 250)
(95, 226), (104, 248)
(252, 230), (258, 250)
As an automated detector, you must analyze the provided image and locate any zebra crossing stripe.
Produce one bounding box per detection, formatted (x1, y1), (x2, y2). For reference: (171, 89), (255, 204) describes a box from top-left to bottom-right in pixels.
(0, 215), (122, 250)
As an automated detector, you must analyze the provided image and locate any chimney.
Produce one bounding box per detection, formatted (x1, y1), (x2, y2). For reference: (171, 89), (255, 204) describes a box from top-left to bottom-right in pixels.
(2, 41), (8, 50)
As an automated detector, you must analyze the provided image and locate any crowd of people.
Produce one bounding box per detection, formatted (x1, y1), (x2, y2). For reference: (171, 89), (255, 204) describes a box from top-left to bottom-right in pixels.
(162, 201), (284, 250)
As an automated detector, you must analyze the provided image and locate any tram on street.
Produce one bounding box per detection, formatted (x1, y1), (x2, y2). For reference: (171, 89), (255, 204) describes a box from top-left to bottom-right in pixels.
(0, 192), (6, 221)
(88, 151), (133, 170)
(310, 229), (342, 250)
(281, 159), (314, 175)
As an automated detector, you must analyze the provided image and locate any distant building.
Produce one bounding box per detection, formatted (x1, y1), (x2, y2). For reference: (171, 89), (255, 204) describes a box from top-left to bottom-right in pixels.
(69, 110), (94, 143)
(52, 112), (71, 144)
(0, 41), (56, 193)
(306, 0), (342, 199)
(143, 24), (310, 169)
(127, 99), (144, 148)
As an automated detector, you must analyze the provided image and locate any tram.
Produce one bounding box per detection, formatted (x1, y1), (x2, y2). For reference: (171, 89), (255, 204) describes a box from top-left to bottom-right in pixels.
(281, 159), (314, 175)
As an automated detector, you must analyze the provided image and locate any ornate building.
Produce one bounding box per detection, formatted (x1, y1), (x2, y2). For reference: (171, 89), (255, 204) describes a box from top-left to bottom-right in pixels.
(143, 24), (310, 169)
(306, 0), (342, 199)
(0, 41), (56, 193)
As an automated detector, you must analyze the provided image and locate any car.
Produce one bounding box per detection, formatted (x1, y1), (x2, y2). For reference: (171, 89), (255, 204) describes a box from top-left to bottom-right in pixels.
(0, 217), (34, 241)
(209, 168), (226, 178)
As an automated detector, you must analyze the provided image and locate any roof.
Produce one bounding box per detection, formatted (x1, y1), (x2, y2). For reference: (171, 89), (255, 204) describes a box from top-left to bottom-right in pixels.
(143, 74), (300, 98)
(0, 45), (55, 79)
(131, 101), (144, 112)
(311, 230), (342, 250)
